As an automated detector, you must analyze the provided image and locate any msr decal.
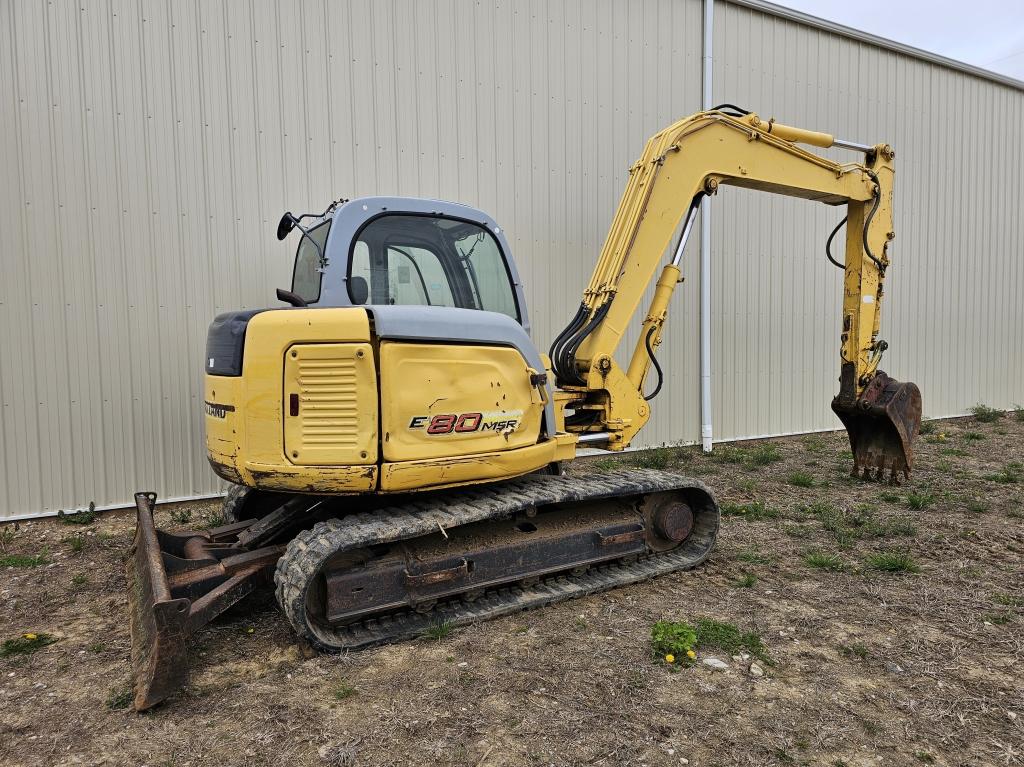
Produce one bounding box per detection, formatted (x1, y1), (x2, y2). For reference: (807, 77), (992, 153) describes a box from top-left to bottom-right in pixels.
(409, 410), (524, 435)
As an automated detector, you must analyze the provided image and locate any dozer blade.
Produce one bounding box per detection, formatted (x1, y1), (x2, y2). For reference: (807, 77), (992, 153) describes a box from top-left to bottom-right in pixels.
(832, 370), (922, 483)
(127, 492), (288, 711)
(127, 492), (191, 711)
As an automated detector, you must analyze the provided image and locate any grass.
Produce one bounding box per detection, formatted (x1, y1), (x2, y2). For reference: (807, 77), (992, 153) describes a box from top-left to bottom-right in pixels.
(866, 550), (920, 574)
(421, 620), (454, 641)
(940, 447), (969, 457)
(965, 498), (988, 514)
(0, 527), (15, 550)
(804, 551), (845, 571)
(914, 751), (936, 764)
(202, 512), (226, 529)
(713, 443), (783, 468)
(694, 617), (772, 665)
(918, 419), (936, 435)
(736, 547), (773, 565)
(733, 573), (757, 588)
(786, 471), (814, 488)
(879, 490), (902, 503)
(88, 642), (106, 653)
(66, 534), (86, 553)
(986, 462), (1022, 484)
(969, 404), (1003, 423)
(0, 553), (48, 568)
(57, 502), (97, 525)
(720, 500), (779, 521)
(591, 458), (620, 472)
(839, 642), (870, 659)
(807, 503), (917, 546)
(332, 682), (357, 700)
(71, 573), (88, 587)
(1014, 405), (1024, 422)
(993, 593), (1024, 607)
(170, 508), (193, 525)
(963, 431), (986, 441)
(801, 435), (826, 453)
(627, 447), (676, 470)
(105, 686), (133, 710)
(984, 612), (1013, 625)
(1, 632), (58, 658)
(905, 491), (934, 510)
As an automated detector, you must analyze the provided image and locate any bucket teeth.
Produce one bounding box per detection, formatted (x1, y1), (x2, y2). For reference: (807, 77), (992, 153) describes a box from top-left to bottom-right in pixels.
(833, 371), (922, 485)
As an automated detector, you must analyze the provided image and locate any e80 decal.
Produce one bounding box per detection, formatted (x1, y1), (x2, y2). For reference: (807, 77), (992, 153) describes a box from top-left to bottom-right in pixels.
(408, 411), (521, 435)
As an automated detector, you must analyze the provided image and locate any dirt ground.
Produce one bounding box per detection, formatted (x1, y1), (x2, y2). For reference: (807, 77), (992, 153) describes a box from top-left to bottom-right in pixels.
(1, 413), (1022, 767)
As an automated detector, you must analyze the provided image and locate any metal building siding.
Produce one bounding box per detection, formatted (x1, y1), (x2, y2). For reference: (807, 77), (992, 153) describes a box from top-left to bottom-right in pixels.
(0, 0), (705, 518)
(710, 2), (1024, 440)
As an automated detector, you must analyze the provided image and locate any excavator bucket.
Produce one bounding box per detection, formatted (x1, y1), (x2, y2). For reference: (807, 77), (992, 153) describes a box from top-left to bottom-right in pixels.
(127, 492), (286, 710)
(832, 371), (922, 483)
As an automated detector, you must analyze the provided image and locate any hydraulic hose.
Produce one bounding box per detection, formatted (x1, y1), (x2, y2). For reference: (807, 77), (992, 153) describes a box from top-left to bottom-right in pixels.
(642, 326), (664, 401)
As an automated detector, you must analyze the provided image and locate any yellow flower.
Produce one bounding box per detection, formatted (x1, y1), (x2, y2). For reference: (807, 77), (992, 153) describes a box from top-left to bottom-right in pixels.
(23, 633), (37, 641)
(686, 649), (697, 659)
(246, 627), (254, 634)
(664, 654), (675, 664)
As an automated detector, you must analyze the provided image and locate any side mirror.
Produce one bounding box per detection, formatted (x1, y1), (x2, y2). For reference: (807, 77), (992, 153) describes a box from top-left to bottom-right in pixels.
(276, 212), (298, 241)
(276, 288), (308, 307)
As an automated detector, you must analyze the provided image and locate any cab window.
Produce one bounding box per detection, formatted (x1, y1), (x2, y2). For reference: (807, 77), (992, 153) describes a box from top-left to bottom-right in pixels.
(291, 220), (331, 303)
(348, 215), (518, 321)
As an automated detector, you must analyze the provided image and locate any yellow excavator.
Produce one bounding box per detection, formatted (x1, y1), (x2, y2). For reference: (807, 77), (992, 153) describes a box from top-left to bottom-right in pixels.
(129, 106), (921, 709)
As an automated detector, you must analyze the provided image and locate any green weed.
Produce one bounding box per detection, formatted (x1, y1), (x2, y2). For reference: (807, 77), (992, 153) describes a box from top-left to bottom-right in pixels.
(905, 491), (934, 510)
(748, 444), (783, 466)
(984, 613), (1013, 625)
(65, 535), (86, 553)
(170, 508), (193, 525)
(839, 642), (870, 659)
(914, 751), (935, 764)
(71, 574), (88, 587)
(733, 573), (757, 588)
(591, 458), (620, 472)
(993, 593), (1024, 607)
(57, 502), (97, 525)
(866, 550), (920, 574)
(0, 527), (14, 550)
(918, 419), (936, 435)
(105, 686), (132, 710)
(963, 431), (986, 441)
(969, 404), (1003, 423)
(801, 435), (826, 453)
(627, 447), (676, 470)
(332, 682), (357, 700)
(940, 447), (968, 457)
(1014, 405), (1024, 422)
(965, 498), (988, 514)
(87, 642), (106, 653)
(736, 548), (773, 565)
(879, 490), (901, 503)
(422, 621), (454, 640)
(804, 551), (845, 571)
(651, 620), (698, 659)
(786, 471), (814, 488)
(1, 632), (58, 658)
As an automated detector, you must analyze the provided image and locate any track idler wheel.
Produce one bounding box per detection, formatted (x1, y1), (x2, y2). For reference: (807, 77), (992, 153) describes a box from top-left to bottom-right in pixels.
(832, 370), (922, 484)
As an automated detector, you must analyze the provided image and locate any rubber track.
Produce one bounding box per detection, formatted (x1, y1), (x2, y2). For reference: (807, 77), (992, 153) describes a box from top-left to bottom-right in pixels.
(274, 469), (718, 652)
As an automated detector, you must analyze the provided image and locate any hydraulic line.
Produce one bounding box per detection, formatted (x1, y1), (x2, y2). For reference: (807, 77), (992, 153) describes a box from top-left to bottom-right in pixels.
(643, 327), (664, 401)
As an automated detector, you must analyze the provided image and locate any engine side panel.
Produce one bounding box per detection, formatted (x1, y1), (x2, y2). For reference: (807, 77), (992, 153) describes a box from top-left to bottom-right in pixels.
(379, 341), (543, 462)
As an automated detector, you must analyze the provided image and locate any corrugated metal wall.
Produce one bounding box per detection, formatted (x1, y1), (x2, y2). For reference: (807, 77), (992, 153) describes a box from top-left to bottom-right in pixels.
(1, 0), (1021, 519)
(0, 0), (705, 518)
(711, 2), (1024, 440)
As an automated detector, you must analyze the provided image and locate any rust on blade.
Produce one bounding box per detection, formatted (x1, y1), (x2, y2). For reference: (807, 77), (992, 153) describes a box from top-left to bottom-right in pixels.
(127, 492), (286, 711)
(832, 370), (923, 484)
(127, 492), (191, 711)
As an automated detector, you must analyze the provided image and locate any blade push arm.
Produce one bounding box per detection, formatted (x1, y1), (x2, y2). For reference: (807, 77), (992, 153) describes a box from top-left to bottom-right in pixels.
(553, 109), (920, 478)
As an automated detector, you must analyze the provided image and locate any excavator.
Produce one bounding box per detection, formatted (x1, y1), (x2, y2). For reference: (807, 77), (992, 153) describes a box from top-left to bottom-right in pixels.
(128, 106), (921, 710)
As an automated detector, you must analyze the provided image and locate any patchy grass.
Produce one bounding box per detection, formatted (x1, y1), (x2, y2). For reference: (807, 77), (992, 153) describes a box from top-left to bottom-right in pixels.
(807, 503), (916, 546)
(105, 686), (133, 711)
(170, 508), (193, 526)
(1014, 405), (1024, 422)
(65, 534), (86, 553)
(804, 551), (845, 571)
(421, 621), (454, 641)
(964, 498), (988, 514)
(940, 447), (969, 457)
(839, 643), (870, 660)
(694, 617), (772, 665)
(963, 431), (986, 441)
(736, 547), (773, 565)
(71, 573), (88, 587)
(786, 471), (814, 488)
(333, 682), (358, 700)
(993, 593), (1024, 607)
(0, 553), (48, 568)
(627, 447), (677, 470)
(969, 404), (1003, 423)
(985, 463), (1022, 484)
(733, 573), (757, 588)
(720, 500), (779, 521)
(879, 490), (902, 503)
(1, 632), (58, 658)
(591, 458), (620, 472)
(918, 419), (936, 435)
(905, 491), (934, 510)
(801, 435), (827, 453)
(713, 443), (783, 468)
(866, 550), (921, 574)
(201, 512), (226, 529)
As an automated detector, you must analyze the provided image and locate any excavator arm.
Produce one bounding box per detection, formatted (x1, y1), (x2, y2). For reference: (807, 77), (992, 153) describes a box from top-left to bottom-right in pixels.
(552, 108), (921, 481)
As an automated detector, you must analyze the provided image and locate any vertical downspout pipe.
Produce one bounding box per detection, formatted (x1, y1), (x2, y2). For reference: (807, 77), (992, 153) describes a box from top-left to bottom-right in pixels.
(700, 0), (714, 453)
